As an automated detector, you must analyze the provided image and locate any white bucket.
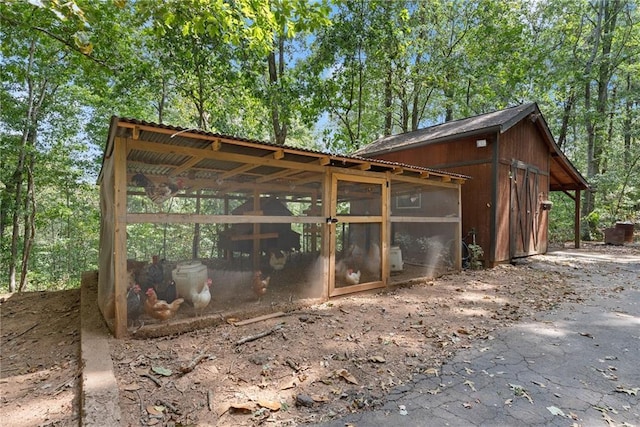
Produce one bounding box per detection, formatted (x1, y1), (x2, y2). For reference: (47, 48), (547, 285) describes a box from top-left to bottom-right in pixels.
(390, 246), (403, 271)
(172, 261), (208, 302)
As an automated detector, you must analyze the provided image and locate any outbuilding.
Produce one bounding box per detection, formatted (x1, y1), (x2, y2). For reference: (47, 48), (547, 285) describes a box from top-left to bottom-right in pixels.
(98, 117), (467, 337)
(354, 103), (589, 267)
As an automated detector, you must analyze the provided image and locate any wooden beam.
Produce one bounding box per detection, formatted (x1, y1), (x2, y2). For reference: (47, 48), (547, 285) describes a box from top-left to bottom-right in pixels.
(211, 140), (221, 151)
(318, 156), (330, 166)
(392, 167), (404, 175)
(170, 156), (201, 177)
(255, 168), (300, 184)
(419, 171), (430, 179)
(127, 139), (326, 174)
(126, 213), (325, 225)
(273, 149), (285, 160)
(220, 163), (258, 180)
(132, 126), (140, 140)
(353, 162), (371, 171)
(230, 232), (279, 241)
(441, 176), (451, 183)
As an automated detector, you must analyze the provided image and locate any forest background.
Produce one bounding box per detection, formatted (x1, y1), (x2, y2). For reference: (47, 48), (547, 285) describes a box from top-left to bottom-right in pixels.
(1, 0), (638, 293)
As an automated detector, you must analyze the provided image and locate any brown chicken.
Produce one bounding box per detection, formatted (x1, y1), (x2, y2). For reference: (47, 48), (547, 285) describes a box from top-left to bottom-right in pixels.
(144, 288), (184, 321)
(252, 270), (270, 301)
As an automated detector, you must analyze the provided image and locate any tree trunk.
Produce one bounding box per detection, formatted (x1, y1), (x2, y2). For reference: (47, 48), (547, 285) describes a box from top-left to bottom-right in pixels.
(8, 41), (38, 292)
(268, 37), (287, 145)
(384, 65), (393, 135)
(19, 153), (36, 292)
(623, 74), (632, 168)
(580, 0), (605, 240)
(556, 87), (575, 149)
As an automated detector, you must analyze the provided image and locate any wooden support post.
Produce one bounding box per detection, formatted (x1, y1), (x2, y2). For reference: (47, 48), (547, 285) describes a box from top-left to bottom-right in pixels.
(574, 189), (581, 249)
(113, 137), (128, 338)
(252, 190), (261, 271)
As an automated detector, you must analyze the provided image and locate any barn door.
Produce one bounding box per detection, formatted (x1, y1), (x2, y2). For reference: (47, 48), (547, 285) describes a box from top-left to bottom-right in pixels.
(510, 162), (540, 258)
(329, 174), (386, 297)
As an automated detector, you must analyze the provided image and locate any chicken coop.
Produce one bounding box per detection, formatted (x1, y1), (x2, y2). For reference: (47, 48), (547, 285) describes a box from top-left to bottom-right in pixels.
(98, 117), (467, 338)
(355, 102), (590, 267)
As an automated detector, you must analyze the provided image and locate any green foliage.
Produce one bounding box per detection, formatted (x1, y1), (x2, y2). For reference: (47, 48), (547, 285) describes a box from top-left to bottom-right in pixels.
(0, 0), (638, 291)
(466, 244), (484, 270)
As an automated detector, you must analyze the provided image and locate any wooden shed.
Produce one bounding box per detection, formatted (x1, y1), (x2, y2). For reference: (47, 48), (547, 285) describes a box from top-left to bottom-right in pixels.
(98, 117), (467, 337)
(354, 103), (589, 267)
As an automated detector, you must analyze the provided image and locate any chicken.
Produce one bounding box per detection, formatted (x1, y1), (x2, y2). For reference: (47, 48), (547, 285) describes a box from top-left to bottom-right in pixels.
(144, 288), (184, 321)
(345, 269), (361, 285)
(137, 257), (164, 292)
(127, 284), (143, 328)
(157, 280), (177, 304)
(252, 270), (270, 301)
(269, 250), (287, 271)
(131, 173), (184, 205)
(192, 278), (212, 317)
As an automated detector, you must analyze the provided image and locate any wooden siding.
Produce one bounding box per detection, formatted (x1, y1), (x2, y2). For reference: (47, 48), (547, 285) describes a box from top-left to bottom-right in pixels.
(371, 119), (554, 265)
(370, 139), (494, 264)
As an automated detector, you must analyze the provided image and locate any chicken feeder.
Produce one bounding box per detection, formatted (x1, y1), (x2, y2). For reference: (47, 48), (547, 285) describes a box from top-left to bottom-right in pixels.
(172, 261), (208, 302)
(390, 246), (403, 271)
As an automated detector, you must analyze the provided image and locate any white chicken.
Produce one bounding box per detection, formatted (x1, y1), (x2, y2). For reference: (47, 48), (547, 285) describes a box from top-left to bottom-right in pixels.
(269, 250), (288, 271)
(191, 278), (212, 317)
(345, 268), (361, 285)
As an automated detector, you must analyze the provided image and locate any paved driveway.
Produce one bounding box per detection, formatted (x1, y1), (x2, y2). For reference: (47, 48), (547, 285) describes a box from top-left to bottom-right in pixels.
(310, 248), (640, 426)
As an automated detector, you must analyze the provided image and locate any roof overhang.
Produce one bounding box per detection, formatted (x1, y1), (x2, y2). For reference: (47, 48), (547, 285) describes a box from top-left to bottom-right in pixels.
(98, 117), (469, 188)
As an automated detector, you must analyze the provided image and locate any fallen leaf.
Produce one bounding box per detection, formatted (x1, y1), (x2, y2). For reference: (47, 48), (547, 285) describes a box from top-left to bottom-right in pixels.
(151, 366), (172, 377)
(615, 386), (639, 396)
(258, 400), (281, 411)
(369, 355), (386, 363)
(229, 402), (256, 413)
(464, 380), (476, 392)
(424, 368), (439, 377)
(335, 368), (358, 384)
(311, 394), (329, 403)
(398, 404), (408, 415)
(579, 332), (594, 339)
(509, 383), (534, 404)
(146, 405), (164, 415)
(547, 406), (566, 417)
(216, 402), (232, 417)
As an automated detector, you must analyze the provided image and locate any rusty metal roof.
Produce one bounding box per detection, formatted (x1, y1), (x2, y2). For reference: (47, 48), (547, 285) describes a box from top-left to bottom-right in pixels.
(98, 116), (470, 188)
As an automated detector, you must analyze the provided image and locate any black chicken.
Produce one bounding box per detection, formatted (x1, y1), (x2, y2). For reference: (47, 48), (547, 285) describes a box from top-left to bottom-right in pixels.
(157, 280), (177, 304)
(126, 284), (143, 328)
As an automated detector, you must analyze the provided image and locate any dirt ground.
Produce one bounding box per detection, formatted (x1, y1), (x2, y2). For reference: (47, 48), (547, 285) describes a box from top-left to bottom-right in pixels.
(1, 242), (638, 427)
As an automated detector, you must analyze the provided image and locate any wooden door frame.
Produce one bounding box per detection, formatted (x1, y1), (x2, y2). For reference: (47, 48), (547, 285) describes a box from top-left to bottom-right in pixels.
(510, 161), (540, 259)
(329, 173), (388, 297)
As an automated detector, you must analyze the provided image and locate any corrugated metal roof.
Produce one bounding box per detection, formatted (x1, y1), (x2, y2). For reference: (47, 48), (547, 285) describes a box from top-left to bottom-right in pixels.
(98, 116), (470, 186)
